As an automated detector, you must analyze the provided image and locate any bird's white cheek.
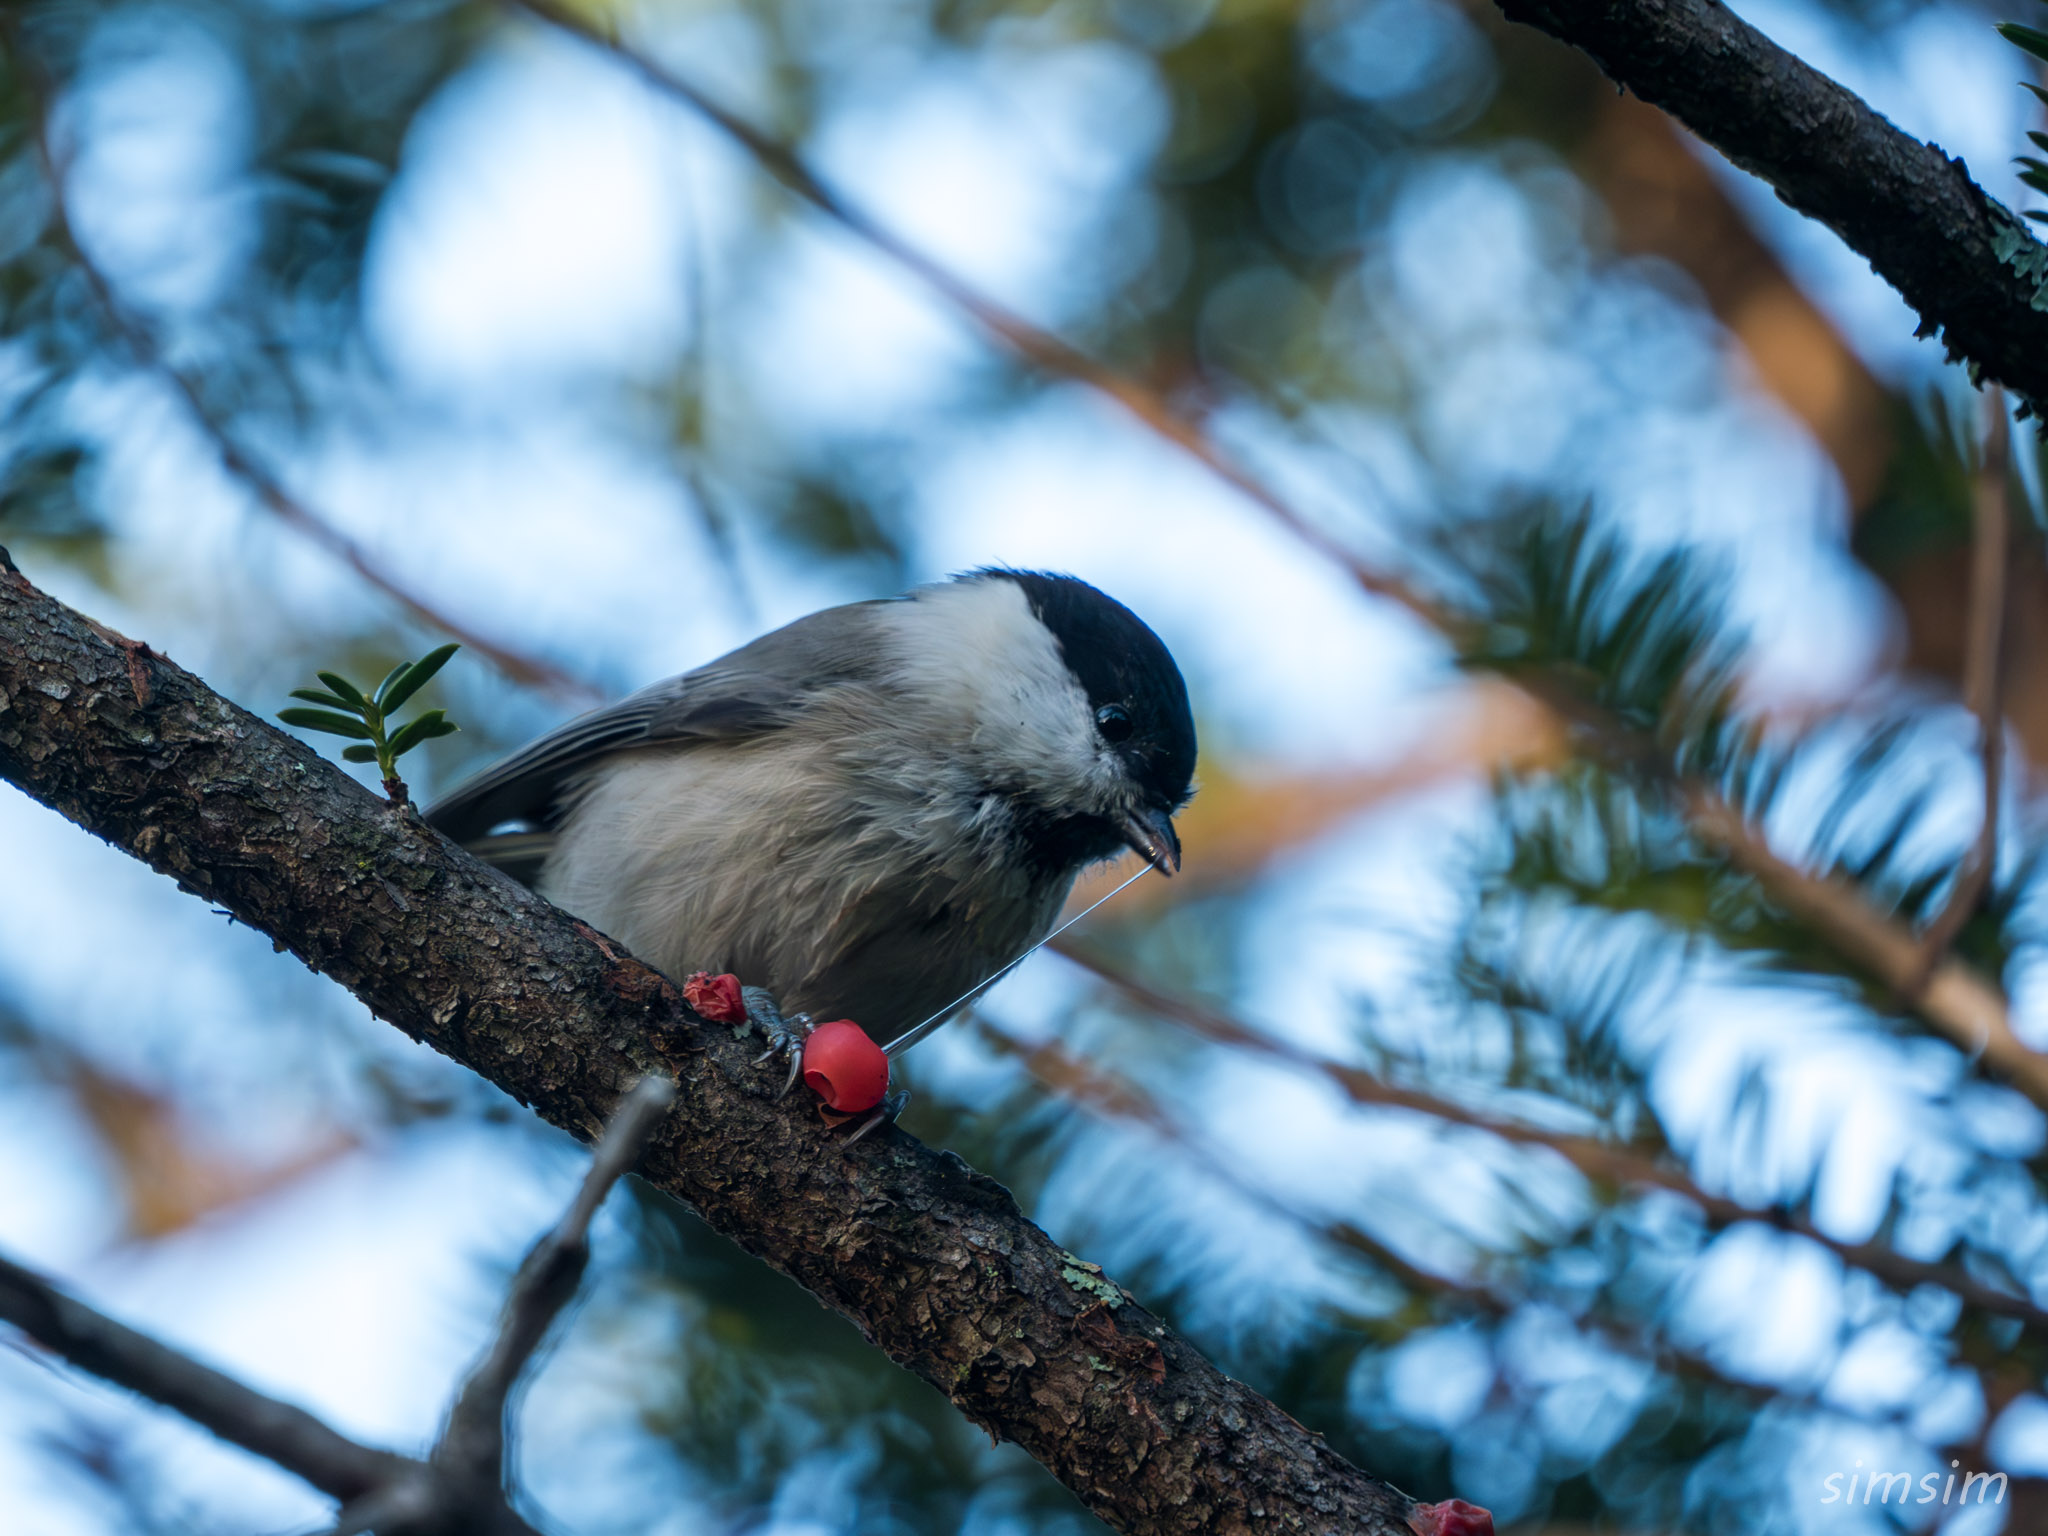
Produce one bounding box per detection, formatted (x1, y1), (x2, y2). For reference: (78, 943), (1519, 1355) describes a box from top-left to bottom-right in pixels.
(1081, 747), (1132, 809)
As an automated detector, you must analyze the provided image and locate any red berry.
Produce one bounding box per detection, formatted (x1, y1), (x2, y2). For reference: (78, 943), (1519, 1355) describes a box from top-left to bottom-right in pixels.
(1407, 1500), (1493, 1536)
(801, 1020), (890, 1112)
(683, 971), (747, 1024)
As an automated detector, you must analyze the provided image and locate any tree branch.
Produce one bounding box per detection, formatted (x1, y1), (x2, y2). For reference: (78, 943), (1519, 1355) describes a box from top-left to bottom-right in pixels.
(0, 1252), (410, 1504)
(11, 1), (2022, 1510)
(437, 1076), (675, 1488)
(0, 546), (1415, 1536)
(1487, 0), (2048, 409)
(0, 1081), (679, 1533)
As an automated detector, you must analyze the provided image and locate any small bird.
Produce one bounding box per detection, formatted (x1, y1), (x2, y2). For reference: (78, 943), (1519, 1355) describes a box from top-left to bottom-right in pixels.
(426, 569), (1196, 1057)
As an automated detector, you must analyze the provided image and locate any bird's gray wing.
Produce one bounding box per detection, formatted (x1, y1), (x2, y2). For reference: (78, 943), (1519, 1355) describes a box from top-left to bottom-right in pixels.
(425, 601), (892, 846)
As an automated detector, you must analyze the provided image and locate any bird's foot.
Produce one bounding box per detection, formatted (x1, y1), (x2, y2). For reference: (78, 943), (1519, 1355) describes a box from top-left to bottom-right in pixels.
(839, 1089), (911, 1148)
(743, 986), (813, 1099)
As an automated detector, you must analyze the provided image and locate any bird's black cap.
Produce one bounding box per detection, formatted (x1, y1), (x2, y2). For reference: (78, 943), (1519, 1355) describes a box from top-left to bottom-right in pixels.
(988, 569), (1197, 812)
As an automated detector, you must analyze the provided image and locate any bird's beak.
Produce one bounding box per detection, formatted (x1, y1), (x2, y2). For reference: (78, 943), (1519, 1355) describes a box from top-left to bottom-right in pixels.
(1118, 805), (1182, 877)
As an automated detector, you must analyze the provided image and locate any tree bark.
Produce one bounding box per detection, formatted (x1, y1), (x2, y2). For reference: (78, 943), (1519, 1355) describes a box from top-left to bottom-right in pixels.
(1490, 0), (2048, 409)
(0, 547), (1412, 1536)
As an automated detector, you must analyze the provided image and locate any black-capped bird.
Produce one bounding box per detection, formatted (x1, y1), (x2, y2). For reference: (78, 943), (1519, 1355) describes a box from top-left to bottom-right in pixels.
(426, 569), (1195, 1089)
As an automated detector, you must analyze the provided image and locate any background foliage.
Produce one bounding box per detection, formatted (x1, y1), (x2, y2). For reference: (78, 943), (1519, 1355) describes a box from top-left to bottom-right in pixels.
(2, 0), (2045, 1532)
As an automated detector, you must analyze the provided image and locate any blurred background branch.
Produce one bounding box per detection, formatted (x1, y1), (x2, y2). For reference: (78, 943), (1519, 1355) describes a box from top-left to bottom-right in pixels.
(0, 8), (597, 703)
(1052, 939), (2048, 1334)
(0, 1076), (676, 1536)
(1489, 0), (2048, 406)
(1914, 387), (2011, 979)
(0, 1250), (412, 1508)
(6, 0), (2048, 1530)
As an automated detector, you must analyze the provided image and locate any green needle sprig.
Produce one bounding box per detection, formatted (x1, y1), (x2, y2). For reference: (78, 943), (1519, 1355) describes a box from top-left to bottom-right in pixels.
(279, 643), (461, 806)
(2000, 20), (2048, 220)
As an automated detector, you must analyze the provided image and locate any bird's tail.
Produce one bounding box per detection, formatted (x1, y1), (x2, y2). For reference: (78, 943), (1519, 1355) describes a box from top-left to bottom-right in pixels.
(458, 829), (557, 889)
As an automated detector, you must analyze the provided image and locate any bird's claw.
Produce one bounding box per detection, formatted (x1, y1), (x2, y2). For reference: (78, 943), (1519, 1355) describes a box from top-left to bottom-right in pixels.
(747, 1044), (805, 1099)
(742, 986), (812, 1099)
(841, 1089), (911, 1149)
(744, 987), (898, 1130)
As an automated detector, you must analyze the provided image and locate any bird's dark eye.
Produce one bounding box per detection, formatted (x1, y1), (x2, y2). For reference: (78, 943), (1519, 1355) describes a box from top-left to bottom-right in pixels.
(1095, 704), (1133, 744)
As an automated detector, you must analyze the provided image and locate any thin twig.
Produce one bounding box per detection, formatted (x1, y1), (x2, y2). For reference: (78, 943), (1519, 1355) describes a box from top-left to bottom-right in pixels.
(965, 1008), (1496, 1311)
(1523, 658), (2044, 1110)
(978, 1009), (2031, 1441)
(968, 1014), (1854, 1415)
(1051, 939), (2048, 1332)
(669, 147), (756, 625)
(506, 0), (2048, 1115)
(160, 370), (597, 703)
(505, 0), (1451, 635)
(1681, 791), (2044, 1102)
(0, 1077), (673, 1533)
(1915, 388), (2011, 982)
(436, 1075), (675, 1484)
(5, 24), (595, 703)
(0, 1252), (410, 1503)
(321, 1481), (442, 1536)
